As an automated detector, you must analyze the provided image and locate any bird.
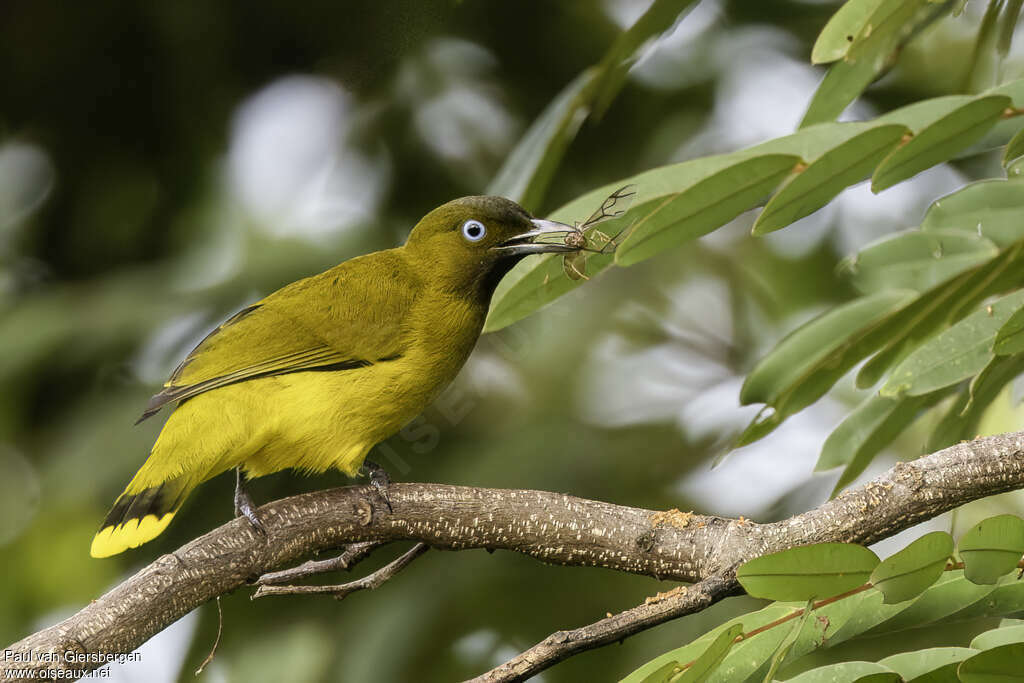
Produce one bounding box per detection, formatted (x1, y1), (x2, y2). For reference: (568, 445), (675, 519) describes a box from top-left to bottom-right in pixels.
(90, 196), (578, 558)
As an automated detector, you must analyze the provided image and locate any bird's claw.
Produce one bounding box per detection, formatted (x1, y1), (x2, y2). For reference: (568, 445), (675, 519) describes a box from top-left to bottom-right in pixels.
(362, 459), (393, 513)
(234, 468), (268, 537)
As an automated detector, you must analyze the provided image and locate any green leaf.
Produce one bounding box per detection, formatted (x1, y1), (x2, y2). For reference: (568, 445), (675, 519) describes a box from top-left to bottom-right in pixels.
(754, 124), (907, 235)
(921, 180), (1024, 247)
(926, 353), (1024, 452)
(881, 289), (1024, 397)
(614, 153), (799, 267)
(810, 0), (887, 64)
(760, 600), (816, 683)
(958, 642), (1024, 682)
(801, 0), (948, 128)
(488, 0), (696, 210)
(870, 532), (954, 604)
(674, 624), (743, 683)
(867, 570), (998, 635)
(621, 606), (793, 683)
(1009, 154), (1024, 180)
(994, 304), (1024, 355)
(838, 229), (999, 295)
(872, 95), (1011, 192)
(998, 0), (1024, 57)
(961, 0), (1005, 94)
(948, 576), (1024, 622)
(589, 0), (697, 119)
(820, 390), (952, 496)
(639, 661), (685, 683)
(742, 291), (916, 406)
(958, 515), (1024, 584)
(486, 69), (598, 211)
(787, 662), (897, 683)
(1003, 124), (1024, 166)
(879, 647), (978, 681)
(856, 240), (1024, 389)
(737, 543), (879, 601)
(735, 290), (917, 445)
(971, 622), (1024, 650)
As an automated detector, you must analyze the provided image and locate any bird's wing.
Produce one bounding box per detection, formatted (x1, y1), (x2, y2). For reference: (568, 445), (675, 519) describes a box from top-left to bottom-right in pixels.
(138, 254), (414, 421)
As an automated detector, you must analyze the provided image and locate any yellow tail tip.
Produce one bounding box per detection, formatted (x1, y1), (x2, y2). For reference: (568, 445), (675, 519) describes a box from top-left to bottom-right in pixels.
(90, 512), (176, 558)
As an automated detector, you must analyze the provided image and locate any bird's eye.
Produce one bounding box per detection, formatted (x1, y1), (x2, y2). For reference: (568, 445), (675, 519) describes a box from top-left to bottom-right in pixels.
(461, 219), (486, 242)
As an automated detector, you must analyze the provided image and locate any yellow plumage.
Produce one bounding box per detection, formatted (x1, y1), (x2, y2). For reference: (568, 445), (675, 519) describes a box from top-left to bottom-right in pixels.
(92, 196), (576, 558)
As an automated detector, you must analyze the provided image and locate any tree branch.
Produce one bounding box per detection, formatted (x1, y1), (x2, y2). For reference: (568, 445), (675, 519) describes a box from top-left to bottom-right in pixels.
(4, 431), (1024, 681)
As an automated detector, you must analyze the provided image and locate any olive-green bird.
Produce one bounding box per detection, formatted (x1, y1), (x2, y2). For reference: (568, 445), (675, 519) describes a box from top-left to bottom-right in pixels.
(91, 196), (577, 558)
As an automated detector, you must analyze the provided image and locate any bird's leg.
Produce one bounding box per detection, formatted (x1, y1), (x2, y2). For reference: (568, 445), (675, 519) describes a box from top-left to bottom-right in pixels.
(360, 459), (393, 513)
(234, 467), (267, 536)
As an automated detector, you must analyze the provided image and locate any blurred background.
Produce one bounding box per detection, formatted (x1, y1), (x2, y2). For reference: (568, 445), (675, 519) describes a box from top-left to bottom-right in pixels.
(4, 0), (1024, 681)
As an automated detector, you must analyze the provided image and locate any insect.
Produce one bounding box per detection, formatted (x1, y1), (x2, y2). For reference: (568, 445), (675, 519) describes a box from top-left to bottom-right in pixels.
(561, 184), (637, 280)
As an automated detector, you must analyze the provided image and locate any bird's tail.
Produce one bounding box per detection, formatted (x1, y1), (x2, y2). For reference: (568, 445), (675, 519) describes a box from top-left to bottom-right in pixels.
(90, 474), (194, 558)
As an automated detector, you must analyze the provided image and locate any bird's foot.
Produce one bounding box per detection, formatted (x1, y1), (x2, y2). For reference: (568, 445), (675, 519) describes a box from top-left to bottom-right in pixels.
(361, 459), (393, 513)
(234, 468), (267, 536)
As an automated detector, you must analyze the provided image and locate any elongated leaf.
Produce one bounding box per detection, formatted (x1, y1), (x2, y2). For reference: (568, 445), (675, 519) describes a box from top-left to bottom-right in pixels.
(998, 0), (1024, 57)
(615, 154), (799, 266)
(962, 0), (1005, 93)
(589, 0), (698, 118)
(872, 95), (1011, 192)
(488, 88), (1024, 334)
(742, 292), (916, 406)
(675, 624), (743, 683)
(487, 69), (598, 210)
(811, 0), (888, 64)
(1003, 124), (1024, 165)
(957, 642), (1024, 681)
(971, 622), (1024, 650)
(870, 532), (954, 604)
(958, 514), (1024, 585)
(879, 647), (977, 680)
(754, 124), (907, 235)
(921, 180), (1024, 247)
(704, 618), (793, 683)
(867, 571), (998, 635)
(925, 353), (1024, 453)
(882, 289), (1024, 397)
(738, 543), (879, 601)
(760, 599), (817, 683)
(994, 304), (1024, 355)
(488, 0), (695, 210)
(839, 229), (998, 295)
(622, 606), (794, 683)
(801, 0), (949, 127)
(819, 389), (952, 497)
(639, 661), (685, 683)
(856, 241), (1024, 389)
(735, 290), (917, 445)
(787, 662), (896, 683)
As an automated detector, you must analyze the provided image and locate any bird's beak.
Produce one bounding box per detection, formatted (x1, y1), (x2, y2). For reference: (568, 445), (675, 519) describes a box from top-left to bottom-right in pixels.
(492, 218), (579, 256)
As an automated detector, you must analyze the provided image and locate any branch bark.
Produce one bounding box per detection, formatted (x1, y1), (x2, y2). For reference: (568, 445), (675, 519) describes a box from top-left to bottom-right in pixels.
(4, 431), (1024, 681)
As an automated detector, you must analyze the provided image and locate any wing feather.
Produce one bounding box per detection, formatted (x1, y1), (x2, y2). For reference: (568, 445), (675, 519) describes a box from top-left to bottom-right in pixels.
(138, 251), (416, 421)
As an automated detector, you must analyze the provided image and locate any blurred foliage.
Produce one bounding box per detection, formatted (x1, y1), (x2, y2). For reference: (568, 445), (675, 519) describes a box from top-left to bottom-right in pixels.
(7, 0), (1024, 681)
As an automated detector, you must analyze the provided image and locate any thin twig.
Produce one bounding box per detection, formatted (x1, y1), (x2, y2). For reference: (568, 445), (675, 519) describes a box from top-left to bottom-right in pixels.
(252, 543), (429, 599)
(466, 573), (741, 683)
(193, 597), (222, 676)
(256, 541), (386, 586)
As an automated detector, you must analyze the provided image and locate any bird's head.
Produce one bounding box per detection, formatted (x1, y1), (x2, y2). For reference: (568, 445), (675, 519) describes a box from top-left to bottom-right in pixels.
(403, 195), (577, 300)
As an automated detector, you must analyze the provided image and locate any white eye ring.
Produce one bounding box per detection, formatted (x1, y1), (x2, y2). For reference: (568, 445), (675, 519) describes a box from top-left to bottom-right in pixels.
(461, 219), (486, 242)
